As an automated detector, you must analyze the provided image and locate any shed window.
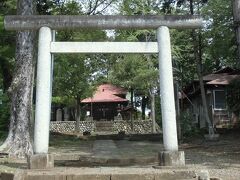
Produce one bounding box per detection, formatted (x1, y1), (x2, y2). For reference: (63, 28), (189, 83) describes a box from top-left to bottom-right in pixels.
(213, 90), (226, 109)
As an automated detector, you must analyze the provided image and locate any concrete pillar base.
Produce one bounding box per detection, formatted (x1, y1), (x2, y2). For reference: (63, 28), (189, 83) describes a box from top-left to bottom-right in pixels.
(28, 154), (54, 169)
(158, 151), (185, 166)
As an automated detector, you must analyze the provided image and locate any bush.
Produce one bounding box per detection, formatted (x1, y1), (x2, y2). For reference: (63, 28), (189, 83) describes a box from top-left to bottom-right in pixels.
(118, 131), (125, 136)
(83, 131), (91, 136)
(180, 111), (201, 137)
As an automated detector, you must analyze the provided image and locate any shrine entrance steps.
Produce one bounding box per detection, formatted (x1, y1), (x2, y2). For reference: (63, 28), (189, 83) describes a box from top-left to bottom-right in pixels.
(95, 121), (114, 132)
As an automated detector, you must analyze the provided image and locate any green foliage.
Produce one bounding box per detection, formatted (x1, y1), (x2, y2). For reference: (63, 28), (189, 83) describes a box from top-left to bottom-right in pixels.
(202, 0), (236, 68)
(0, 0), (15, 137)
(109, 54), (158, 95)
(180, 111), (201, 137)
(0, 93), (10, 135)
(0, 2), (15, 91)
(171, 29), (196, 85)
(0, 0), (16, 15)
(37, 0), (82, 15)
(52, 1), (82, 15)
(121, 0), (161, 15)
(37, 0), (118, 15)
(154, 94), (162, 127)
(226, 79), (240, 116)
(52, 96), (75, 105)
(53, 54), (94, 103)
(166, 0), (236, 83)
(0, 1), (16, 55)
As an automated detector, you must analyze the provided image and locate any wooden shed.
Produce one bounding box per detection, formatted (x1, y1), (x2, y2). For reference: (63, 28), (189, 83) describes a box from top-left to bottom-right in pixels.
(181, 67), (240, 129)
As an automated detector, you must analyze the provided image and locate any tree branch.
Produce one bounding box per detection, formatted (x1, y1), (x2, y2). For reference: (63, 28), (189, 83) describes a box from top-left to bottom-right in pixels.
(87, 0), (116, 15)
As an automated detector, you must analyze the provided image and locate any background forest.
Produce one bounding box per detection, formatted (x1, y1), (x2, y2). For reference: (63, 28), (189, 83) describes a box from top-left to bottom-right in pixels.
(0, 0), (239, 156)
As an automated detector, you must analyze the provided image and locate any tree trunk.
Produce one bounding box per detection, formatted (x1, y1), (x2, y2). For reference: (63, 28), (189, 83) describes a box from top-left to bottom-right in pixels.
(196, 58), (214, 135)
(150, 91), (156, 133)
(233, 0), (240, 66)
(141, 96), (148, 120)
(0, 0), (36, 158)
(190, 0), (214, 135)
(70, 107), (75, 121)
(75, 97), (81, 133)
(130, 88), (134, 130)
(174, 82), (181, 140)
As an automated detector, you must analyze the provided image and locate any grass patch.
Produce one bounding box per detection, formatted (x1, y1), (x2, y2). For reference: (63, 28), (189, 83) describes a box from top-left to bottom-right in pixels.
(49, 133), (93, 147)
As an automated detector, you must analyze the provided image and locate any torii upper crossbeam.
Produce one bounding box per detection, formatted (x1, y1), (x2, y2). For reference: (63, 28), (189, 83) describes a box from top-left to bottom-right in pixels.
(4, 15), (203, 30)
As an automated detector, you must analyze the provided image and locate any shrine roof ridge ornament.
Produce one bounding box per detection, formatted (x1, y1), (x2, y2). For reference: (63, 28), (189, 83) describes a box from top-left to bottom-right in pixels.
(4, 15), (203, 30)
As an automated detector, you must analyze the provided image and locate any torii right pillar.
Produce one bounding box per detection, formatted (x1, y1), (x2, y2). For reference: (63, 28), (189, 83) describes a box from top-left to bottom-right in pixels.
(157, 26), (185, 166)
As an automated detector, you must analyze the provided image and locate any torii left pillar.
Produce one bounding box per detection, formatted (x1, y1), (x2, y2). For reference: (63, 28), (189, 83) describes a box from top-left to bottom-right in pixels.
(29, 27), (54, 169)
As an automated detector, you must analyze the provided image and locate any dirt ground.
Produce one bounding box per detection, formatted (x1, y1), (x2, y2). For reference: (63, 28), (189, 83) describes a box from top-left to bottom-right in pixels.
(182, 130), (240, 180)
(0, 130), (239, 180)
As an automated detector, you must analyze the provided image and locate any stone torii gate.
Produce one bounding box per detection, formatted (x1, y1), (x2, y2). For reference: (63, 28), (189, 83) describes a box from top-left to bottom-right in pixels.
(5, 15), (203, 168)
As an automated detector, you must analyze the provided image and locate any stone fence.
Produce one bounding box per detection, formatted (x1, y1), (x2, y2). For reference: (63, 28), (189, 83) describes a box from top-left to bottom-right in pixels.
(50, 121), (95, 134)
(50, 120), (161, 134)
(113, 120), (161, 134)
